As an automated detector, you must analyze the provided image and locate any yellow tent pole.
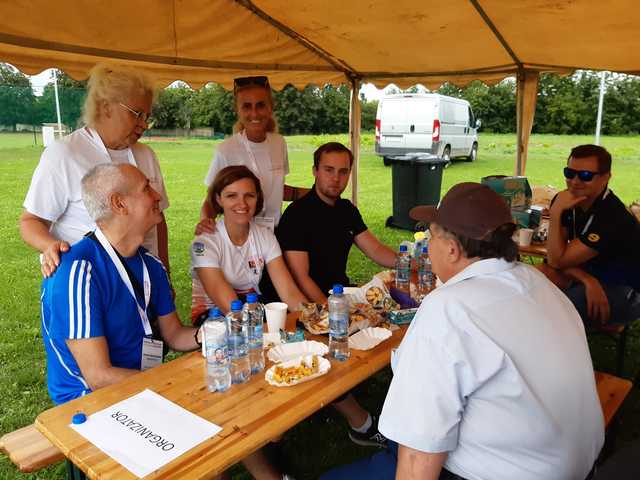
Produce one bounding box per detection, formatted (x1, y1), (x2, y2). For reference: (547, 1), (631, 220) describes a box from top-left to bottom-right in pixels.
(349, 77), (362, 206)
(515, 69), (540, 175)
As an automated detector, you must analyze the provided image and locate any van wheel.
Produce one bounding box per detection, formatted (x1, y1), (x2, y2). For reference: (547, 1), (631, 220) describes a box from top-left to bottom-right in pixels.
(465, 143), (478, 162)
(442, 145), (452, 168)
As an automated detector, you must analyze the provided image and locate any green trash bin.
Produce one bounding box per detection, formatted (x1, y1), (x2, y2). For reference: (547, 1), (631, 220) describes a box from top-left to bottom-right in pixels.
(385, 154), (448, 231)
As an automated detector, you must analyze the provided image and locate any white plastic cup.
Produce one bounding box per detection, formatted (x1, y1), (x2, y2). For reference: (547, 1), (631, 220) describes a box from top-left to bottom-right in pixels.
(518, 228), (534, 247)
(265, 302), (288, 333)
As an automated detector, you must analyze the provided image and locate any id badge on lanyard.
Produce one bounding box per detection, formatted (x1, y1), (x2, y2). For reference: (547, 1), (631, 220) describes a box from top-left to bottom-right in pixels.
(94, 228), (163, 370)
(254, 216), (275, 232)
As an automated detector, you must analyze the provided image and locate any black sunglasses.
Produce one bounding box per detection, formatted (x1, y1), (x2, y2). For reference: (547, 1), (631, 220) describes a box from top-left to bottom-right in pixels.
(563, 167), (603, 182)
(234, 76), (269, 92)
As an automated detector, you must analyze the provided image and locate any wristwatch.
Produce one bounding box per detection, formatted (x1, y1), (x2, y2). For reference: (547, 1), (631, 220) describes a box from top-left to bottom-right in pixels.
(194, 327), (202, 348)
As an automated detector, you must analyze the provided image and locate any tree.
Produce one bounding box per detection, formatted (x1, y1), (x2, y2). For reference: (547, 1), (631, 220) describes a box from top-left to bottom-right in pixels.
(36, 70), (87, 128)
(0, 63), (36, 129)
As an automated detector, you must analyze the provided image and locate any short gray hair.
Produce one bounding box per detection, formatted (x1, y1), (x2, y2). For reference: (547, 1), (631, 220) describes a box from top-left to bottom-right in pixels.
(82, 62), (156, 128)
(81, 164), (130, 222)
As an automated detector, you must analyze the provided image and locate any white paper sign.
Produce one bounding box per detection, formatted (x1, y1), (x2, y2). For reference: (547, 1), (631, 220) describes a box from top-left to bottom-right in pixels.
(71, 389), (222, 478)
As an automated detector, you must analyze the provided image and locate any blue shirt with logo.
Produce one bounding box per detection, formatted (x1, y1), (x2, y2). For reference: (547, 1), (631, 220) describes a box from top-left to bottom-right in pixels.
(41, 236), (174, 405)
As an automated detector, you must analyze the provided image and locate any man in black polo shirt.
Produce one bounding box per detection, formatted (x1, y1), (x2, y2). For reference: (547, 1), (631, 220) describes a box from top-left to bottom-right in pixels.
(277, 141), (397, 447)
(277, 142), (397, 302)
(541, 144), (640, 326)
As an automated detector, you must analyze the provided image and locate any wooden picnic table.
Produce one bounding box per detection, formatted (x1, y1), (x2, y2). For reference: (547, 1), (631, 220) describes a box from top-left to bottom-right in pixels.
(36, 313), (406, 479)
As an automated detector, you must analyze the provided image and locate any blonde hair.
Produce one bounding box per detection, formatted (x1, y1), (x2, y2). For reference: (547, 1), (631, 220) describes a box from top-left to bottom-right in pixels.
(82, 63), (156, 127)
(232, 83), (278, 134)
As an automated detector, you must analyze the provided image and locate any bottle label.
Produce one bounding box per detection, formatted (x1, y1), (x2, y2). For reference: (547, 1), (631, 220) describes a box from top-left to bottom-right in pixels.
(206, 343), (229, 367)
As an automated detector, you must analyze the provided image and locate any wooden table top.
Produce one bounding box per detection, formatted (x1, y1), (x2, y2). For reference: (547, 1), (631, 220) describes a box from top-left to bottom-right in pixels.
(36, 314), (406, 479)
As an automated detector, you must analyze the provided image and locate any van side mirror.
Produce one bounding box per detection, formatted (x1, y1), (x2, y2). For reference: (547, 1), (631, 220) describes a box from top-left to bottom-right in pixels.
(475, 119), (482, 129)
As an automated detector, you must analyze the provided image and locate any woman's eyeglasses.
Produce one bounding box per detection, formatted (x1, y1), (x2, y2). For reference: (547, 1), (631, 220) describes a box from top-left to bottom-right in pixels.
(563, 167), (603, 182)
(119, 102), (153, 125)
(233, 76), (269, 93)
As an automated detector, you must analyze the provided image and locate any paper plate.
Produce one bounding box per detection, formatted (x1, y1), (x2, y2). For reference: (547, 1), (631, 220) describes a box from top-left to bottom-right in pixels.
(265, 355), (331, 387)
(348, 327), (392, 350)
(267, 340), (328, 363)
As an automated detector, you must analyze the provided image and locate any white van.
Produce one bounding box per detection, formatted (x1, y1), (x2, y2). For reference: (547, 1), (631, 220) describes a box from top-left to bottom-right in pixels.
(375, 93), (480, 163)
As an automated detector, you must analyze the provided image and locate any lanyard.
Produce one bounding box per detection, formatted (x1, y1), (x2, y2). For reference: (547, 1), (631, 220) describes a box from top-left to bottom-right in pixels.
(94, 227), (152, 336)
(239, 131), (273, 214)
(85, 127), (138, 167)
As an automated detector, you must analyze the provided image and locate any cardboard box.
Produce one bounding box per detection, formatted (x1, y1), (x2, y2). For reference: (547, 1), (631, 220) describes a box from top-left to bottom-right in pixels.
(481, 176), (532, 210)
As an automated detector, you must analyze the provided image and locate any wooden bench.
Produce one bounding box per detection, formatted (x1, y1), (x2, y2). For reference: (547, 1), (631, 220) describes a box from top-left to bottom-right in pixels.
(0, 424), (64, 473)
(0, 371), (631, 474)
(596, 371), (632, 429)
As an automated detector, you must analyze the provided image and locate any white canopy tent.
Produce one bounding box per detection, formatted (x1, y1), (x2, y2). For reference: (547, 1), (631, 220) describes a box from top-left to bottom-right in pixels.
(2, 0), (639, 202)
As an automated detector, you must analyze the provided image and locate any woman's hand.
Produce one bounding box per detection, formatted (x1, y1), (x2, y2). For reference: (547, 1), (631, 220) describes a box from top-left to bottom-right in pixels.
(195, 218), (217, 235)
(41, 240), (70, 277)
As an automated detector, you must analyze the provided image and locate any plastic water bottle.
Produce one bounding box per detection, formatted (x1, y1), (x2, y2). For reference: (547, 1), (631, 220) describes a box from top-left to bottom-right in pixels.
(413, 231), (426, 261)
(328, 284), (350, 361)
(417, 246), (435, 299)
(395, 244), (411, 292)
(203, 307), (231, 393)
(226, 300), (250, 384)
(243, 293), (265, 374)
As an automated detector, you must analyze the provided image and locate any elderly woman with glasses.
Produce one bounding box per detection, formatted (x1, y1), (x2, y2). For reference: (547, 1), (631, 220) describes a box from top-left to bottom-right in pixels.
(20, 62), (171, 276)
(198, 76), (307, 234)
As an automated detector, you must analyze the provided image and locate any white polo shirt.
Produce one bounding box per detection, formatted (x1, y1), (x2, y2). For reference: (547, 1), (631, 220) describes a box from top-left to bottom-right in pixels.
(23, 127), (169, 256)
(190, 219), (281, 313)
(379, 259), (603, 480)
(204, 131), (289, 226)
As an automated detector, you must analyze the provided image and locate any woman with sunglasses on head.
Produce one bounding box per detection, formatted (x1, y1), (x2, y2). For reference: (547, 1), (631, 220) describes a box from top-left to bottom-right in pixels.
(198, 76), (308, 234)
(20, 62), (172, 276)
(191, 165), (306, 323)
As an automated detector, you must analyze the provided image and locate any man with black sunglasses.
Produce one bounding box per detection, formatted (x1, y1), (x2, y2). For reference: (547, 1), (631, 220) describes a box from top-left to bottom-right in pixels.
(541, 144), (640, 326)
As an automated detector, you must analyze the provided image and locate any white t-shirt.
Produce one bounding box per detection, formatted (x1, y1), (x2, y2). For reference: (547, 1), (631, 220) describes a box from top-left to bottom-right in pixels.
(379, 259), (603, 480)
(203, 131), (289, 226)
(23, 127), (169, 256)
(190, 219), (281, 314)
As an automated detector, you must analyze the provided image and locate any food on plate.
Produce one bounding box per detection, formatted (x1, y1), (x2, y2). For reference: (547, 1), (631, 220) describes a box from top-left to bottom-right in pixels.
(301, 303), (330, 334)
(272, 355), (320, 384)
(365, 286), (385, 308)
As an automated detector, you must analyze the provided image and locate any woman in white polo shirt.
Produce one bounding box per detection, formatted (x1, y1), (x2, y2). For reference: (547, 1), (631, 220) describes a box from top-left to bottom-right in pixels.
(198, 76), (307, 233)
(20, 63), (171, 275)
(191, 165), (306, 323)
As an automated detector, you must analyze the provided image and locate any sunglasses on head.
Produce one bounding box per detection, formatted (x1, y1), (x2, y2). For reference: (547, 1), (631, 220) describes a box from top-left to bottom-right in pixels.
(233, 76), (269, 92)
(563, 167), (603, 182)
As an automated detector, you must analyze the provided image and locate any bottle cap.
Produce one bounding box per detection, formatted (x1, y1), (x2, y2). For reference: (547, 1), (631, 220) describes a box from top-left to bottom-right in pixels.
(208, 307), (222, 318)
(246, 293), (258, 303)
(399, 244), (408, 252)
(414, 231), (426, 241)
(332, 284), (344, 295)
(230, 300), (243, 311)
(72, 413), (87, 424)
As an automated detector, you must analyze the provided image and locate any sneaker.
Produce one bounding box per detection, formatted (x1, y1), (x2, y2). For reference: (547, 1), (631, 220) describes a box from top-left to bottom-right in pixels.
(348, 415), (387, 447)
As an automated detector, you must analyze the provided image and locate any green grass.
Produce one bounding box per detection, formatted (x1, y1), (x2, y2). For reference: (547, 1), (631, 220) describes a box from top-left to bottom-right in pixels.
(1, 131), (639, 479)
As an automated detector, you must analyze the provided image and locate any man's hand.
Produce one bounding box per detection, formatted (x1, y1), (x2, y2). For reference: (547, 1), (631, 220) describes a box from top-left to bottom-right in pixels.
(41, 240), (70, 277)
(195, 218), (217, 235)
(584, 276), (610, 324)
(549, 190), (587, 217)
